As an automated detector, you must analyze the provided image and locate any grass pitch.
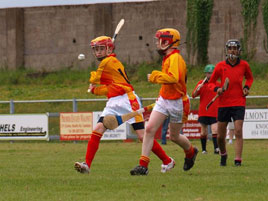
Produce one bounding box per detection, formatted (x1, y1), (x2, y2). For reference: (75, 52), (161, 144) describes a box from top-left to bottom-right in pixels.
(0, 139), (267, 201)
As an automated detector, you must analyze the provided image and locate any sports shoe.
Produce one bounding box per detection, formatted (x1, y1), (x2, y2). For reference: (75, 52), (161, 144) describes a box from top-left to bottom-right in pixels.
(214, 148), (220, 154)
(220, 155), (228, 166)
(183, 147), (198, 171)
(74, 162), (90, 174)
(234, 160), (242, 166)
(202, 150), (208, 154)
(130, 165), (148, 175)
(161, 157), (175, 173)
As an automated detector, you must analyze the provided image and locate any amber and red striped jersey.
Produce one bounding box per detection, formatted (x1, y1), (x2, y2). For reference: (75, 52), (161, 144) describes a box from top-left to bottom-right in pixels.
(192, 80), (220, 117)
(90, 54), (134, 98)
(149, 49), (187, 100)
(208, 59), (253, 107)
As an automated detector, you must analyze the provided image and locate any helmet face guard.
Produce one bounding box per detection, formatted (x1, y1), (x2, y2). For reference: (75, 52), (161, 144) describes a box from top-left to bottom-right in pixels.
(155, 28), (181, 52)
(225, 39), (241, 61)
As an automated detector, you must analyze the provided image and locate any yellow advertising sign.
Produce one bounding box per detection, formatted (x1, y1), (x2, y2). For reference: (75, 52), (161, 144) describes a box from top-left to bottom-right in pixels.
(60, 112), (93, 141)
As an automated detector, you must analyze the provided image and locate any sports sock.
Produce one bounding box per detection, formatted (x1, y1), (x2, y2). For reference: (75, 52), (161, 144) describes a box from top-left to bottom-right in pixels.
(85, 131), (103, 168)
(151, 139), (171, 165)
(212, 134), (218, 149)
(234, 158), (242, 162)
(139, 155), (150, 168)
(200, 136), (207, 151)
(184, 145), (194, 159)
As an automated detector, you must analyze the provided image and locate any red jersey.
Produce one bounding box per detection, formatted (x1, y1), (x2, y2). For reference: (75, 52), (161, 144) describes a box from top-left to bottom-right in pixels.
(208, 59), (253, 107)
(192, 80), (220, 117)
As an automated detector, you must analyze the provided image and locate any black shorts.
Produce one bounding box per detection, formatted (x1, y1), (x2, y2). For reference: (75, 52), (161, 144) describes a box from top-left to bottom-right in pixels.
(218, 106), (245, 122)
(98, 117), (144, 130)
(198, 116), (217, 125)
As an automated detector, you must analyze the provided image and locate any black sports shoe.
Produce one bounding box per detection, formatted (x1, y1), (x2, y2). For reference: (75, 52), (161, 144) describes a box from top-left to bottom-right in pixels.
(220, 154), (228, 166)
(234, 160), (241, 166)
(183, 147), (198, 171)
(130, 165), (149, 175)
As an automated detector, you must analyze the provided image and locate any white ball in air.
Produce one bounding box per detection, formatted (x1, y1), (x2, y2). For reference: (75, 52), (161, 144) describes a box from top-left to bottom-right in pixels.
(78, 54), (85, 61)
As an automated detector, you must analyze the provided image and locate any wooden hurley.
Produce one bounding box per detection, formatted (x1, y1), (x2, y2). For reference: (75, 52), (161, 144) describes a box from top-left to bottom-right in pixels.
(206, 77), (229, 110)
(103, 103), (155, 130)
(193, 77), (208, 96)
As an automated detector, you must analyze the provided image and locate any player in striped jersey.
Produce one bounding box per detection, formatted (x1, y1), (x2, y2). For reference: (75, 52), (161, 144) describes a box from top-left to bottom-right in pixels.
(131, 28), (198, 175)
(74, 36), (172, 174)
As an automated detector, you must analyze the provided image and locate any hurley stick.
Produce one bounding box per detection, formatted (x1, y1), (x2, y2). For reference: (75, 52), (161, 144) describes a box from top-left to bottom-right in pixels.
(206, 77), (229, 110)
(103, 103), (155, 130)
(193, 77), (208, 96)
(88, 19), (125, 93)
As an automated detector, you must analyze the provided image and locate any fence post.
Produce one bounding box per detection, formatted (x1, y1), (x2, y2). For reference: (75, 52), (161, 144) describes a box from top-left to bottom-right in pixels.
(73, 98), (77, 112)
(10, 99), (14, 114)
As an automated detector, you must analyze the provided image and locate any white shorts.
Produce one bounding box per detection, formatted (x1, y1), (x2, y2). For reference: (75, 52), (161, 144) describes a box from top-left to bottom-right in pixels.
(153, 96), (183, 123)
(101, 92), (143, 124)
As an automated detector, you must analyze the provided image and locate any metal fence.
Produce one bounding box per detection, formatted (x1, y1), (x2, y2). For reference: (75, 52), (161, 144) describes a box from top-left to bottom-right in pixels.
(0, 95), (267, 116)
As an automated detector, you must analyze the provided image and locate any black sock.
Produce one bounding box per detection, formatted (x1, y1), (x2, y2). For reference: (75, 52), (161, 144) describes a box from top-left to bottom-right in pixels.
(200, 137), (207, 151)
(212, 134), (218, 150)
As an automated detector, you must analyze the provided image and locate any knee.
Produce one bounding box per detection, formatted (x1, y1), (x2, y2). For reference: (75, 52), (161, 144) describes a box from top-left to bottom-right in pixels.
(169, 133), (177, 142)
(137, 135), (144, 142)
(145, 126), (156, 136)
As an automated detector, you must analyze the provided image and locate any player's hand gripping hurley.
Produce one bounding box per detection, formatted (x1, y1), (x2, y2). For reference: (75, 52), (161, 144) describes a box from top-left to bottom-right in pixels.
(103, 103), (155, 130)
(87, 19), (125, 93)
(206, 77), (229, 110)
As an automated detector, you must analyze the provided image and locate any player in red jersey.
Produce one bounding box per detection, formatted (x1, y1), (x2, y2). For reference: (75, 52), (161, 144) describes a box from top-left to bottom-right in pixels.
(192, 64), (220, 155)
(208, 39), (253, 166)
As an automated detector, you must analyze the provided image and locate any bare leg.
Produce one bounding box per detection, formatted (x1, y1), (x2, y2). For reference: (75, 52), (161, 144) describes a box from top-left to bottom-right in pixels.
(234, 120), (244, 159)
(141, 110), (167, 157)
(217, 122), (228, 154)
(169, 122), (191, 150)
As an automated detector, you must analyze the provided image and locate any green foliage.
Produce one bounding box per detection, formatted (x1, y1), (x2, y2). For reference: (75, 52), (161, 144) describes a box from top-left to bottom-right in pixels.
(248, 61), (268, 77)
(186, 0), (214, 65)
(240, 0), (261, 60)
(263, 0), (268, 53)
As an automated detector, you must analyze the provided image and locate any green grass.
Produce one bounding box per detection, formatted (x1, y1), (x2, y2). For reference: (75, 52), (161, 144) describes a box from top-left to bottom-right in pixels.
(0, 140), (268, 201)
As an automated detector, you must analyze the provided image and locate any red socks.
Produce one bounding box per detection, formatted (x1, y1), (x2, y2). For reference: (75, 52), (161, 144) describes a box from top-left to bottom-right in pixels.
(152, 139), (171, 165)
(184, 145), (195, 159)
(139, 139), (171, 167)
(85, 131), (102, 168)
(139, 156), (150, 168)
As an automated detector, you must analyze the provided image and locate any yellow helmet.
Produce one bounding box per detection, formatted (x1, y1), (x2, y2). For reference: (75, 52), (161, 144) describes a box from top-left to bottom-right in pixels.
(90, 36), (114, 49)
(155, 28), (180, 49)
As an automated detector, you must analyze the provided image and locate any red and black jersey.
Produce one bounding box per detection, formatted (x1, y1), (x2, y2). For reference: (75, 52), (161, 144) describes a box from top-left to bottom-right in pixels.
(208, 59), (253, 107)
(192, 80), (220, 117)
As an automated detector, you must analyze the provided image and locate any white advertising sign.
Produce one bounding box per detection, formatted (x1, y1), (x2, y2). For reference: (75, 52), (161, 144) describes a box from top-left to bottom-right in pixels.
(243, 109), (268, 139)
(93, 112), (127, 140)
(0, 114), (49, 141)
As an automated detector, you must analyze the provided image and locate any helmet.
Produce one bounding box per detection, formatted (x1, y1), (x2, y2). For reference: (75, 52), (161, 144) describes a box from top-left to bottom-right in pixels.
(204, 64), (215, 73)
(90, 36), (114, 60)
(155, 28), (180, 50)
(225, 39), (241, 60)
(90, 36), (114, 50)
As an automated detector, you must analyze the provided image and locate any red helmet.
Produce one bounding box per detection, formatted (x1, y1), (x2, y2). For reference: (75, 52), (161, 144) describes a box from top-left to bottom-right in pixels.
(90, 36), (114, 50)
